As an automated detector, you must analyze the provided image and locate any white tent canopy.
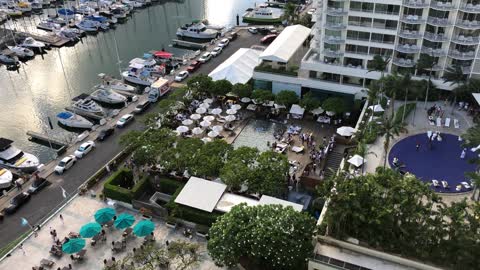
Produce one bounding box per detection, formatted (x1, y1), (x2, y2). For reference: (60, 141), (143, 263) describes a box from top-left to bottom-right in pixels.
(174, 177), (227, 212)
(258, 195), (303, 212)
(348, 154), (365, 167)
(368, 104), (384, 112)
(337, 126), (356, 137)
(208, 48), (262, 84)
(473, 93), (480, 105)
(289, 104), (305, 118)
(260, 25), (311, 63)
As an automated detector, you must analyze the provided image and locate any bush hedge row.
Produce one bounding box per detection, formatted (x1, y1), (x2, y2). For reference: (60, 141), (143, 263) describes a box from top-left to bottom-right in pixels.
(158, 178), (185, 195)
(394, 103), (416, 124)
(103, 168), (150, 203)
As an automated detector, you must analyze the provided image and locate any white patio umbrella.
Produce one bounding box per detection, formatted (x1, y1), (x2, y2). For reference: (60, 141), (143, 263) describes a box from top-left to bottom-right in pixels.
(192, 127), (204, 135)
(212, 125), (223, 133)
(203, 98), (213, 104)
(176, 126), (189, 133)
(225, 115), (236, 122)
(182, 119), (193, 126)
(311, 107), (324, 115)
(201, 137), (212, 143)
(240, 97), (251, 103)
(347, 154), (365, 167)
(203, 115), (215, 122)
(336, 126), (356, 137)
(200, 103), (210, 109)
(226, 109), (237, 115)
(196, 107), (207, 114)
(190, 114), (201, 120)
(231, 104), (242, 110)
(368, 104), (384, 113)
(199, 120), (211, 128)
(208, 131), (219, 138)
(326, 111), (336, 116)
(211, 108), (222, 115)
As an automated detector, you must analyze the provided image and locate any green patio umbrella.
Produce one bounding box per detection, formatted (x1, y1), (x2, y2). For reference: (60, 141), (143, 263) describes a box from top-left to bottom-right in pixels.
(133, 220), (155, 237)
(94, 207), (116, 224)
(114, 213), (135, 229)
(79, 222), (102, 238)
(62, 238), (86, 254)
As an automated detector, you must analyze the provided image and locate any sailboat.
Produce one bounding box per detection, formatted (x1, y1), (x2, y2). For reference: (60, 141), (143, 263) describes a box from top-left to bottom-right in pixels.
(7, 46), (34, 59)
(56, 111), (94, 129)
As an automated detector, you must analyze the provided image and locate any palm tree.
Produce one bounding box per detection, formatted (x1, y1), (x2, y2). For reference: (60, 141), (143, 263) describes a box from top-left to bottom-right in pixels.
(282, 2), (297, 24)
(466, 171), (480, 201)
(367, 55), (390, 111)
(416, 54), (436, 109)
(379, 116), (407, 169)
(356, 140), (377, 174)
(443, 64), (468, 114)
(398, 73), (413, 123)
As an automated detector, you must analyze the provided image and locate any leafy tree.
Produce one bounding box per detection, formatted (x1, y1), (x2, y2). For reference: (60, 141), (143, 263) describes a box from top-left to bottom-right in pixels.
(378, 116), (407, 168)
(274, 90), (298, 109)
(322, 97), (347, 115)
(220, 147), (259, 191)
(209, 79), (232, 97)
(295, 13), (313, 27)
(167, 241), (200, 270)
(466, 171), (480, 201)
(416, 54), (436, 108)
(443, 64), (468, 114)
(187, 74), (213, 97)
(232, 83), (252, 97)
(281, 2), (297, 24)
(164, 137), (202, 173)
(250, 151), (289, 196)
(252, 89), (274, 104)
(300, 92), (321, 112)
(208, 204), (316, 270)
(463, 125), (480, 147)
(190, 140), (232, 178)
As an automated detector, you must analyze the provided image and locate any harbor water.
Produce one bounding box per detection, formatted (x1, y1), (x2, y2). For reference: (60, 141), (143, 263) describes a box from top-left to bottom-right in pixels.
(0, 0), (259, 163)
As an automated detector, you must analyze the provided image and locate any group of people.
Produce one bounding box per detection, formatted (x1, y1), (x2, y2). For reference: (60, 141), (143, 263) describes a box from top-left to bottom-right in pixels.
(427, 104), (445, 118)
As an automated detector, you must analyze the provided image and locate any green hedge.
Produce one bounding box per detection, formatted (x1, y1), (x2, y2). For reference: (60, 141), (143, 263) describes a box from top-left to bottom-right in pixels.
(103, 168), (150, 203)
(158, 178), (185, 195)
(394, 103), (416, 124)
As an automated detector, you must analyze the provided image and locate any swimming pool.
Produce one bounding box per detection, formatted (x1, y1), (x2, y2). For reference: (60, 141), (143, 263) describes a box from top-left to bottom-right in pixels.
(233, 119), (285, 152)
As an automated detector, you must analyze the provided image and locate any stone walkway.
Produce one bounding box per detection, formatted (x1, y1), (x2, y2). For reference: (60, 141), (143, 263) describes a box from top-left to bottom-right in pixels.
(0, 196), (223, 270)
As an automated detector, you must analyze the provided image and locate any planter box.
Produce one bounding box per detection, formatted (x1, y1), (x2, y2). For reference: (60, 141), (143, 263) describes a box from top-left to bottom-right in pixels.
(196, 231), (208, 238)
(166, 221), (177, 229)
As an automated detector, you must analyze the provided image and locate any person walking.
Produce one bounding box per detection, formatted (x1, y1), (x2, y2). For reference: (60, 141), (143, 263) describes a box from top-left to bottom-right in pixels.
(19, 244), (25, 255)
(416, 141), (420, 151)
(460, 148), (467, 159)
(59, 214), (64, 225)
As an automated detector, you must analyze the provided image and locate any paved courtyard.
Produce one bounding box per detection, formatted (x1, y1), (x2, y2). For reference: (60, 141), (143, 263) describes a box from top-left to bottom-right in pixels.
(0, 196), (224, 270)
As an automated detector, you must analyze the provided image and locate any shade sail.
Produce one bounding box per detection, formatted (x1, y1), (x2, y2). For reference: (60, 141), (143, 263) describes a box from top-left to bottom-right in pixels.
(208, 48), (261, 84)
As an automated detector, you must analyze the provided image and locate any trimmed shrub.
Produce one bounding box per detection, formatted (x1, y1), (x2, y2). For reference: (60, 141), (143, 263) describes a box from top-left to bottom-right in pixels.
(158, 178), (185, 195)
(394, 103), (416, 124)
(131, 175), (151, 200)
(103, 168), (150, 203)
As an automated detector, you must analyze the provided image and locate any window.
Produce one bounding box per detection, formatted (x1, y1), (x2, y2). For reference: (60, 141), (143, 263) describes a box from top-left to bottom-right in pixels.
(348, 16), (372, 27)
(372, 19), (397, 30)
(347, 30), (370, 41)
(375, 4), (400, 15)
(346, 44), (369, 54)
(369, 47), (393, 56)
(371, 33), (395, 44)
(350, 1), (374, 12)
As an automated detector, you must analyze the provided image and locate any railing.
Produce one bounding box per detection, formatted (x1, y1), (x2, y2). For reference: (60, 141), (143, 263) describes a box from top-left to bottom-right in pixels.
(427, 16), (451, 26)
(326, 7), (348, 16)
(398, 30), (422, 39)
(430, 0), (455, 10)
(349, 7), (373, 13)
(324, 22), (347, 29)
(421, 47), (447, 56)
(423, 31), (448, 42)
(400, 15), (425, 24)
(448, 50), (476, 60)
(451, 35), (480, 44)
(456, 19), (480, 29)
(324, 35), (345, 44)
(459, 3), (480, 12)
(392, 58), (416, 67)
(402, 0), (428, 8)
(254, 64), (299, 77)
(395, 44), (421, 53)
(448, 64), (472, 74)
(323, 49), (344, 57)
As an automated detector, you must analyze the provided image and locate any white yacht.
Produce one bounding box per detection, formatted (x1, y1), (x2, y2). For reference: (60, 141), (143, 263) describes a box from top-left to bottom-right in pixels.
(72, 98), (105, 115)
(121, 66), (157, 86)
(54, 28), (81, 43)
(0, 138), (40, 172)
(7, 46), (34, 58)
(0, 168), (13, 189)
(16, 1), (32, 13)
(75, 19), (99, 32)
(37, 20), (61, 31)
(0, 51), (19, 65)
(90, 88), (127, 105)
(176, 22), (219, 40)
(57, 111), (94, 129)
(242, 3), (284, 24)
(20, 37), (47, 51)
(98, 73), (137, 94)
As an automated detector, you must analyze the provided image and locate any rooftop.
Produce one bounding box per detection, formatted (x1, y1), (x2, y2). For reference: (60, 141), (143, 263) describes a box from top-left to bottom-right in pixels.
(174, 177), (227, 212)
(260, 24), (311, 63)
(208, 48), (262, 84)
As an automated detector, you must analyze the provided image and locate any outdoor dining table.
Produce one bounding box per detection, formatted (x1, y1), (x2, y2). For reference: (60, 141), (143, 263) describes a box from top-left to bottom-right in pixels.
(123, 227), (133, 237)
(68, 232), (80, 238)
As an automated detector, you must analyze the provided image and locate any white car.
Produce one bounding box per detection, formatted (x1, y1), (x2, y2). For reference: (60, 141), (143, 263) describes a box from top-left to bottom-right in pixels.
(218, 38), (229, 48)
(248, 27), (258, 34)
(74, 140), (95, 158)
(55, 155), (76, 174)
(211, 47), (222, 57)
(116, 114), (134, 128)
(175, 70), (189, 82)
(199, 52), (212, 63)
(307, 8), (316, 15)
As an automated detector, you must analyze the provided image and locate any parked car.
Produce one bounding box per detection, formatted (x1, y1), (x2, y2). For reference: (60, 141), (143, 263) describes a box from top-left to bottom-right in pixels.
(210, 46), (222, 57)
(261, 34), (278, 44)
(199, 52), (212, 63)
(174, 70), (189, 82)
(218, 38), (229, 48)
(258, 27), (270, 35)
(248, 27), (258, 34)
(4, 192), (31, 214)
(186, 61), (202, 73)
(28, 178), (50, 194)
(116, 114), (134, 128)
(267, 26), (278, 34)
(227, 31), (238, 41)
(96, 127), (114, 141)
(55, 155), (76, 174)
(133, 100), (151, 114)
(74, 140), (95, 159)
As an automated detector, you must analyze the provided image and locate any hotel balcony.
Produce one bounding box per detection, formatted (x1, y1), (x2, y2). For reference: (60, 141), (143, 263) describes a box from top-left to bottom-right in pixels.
(323, 49), (344, 57)
(427, 17), (451, 27)
(402, 0), (429, 8)
(447, 64), (472, 74)
(326, 7), (348, 16)
(392, 58), (416, 67)
(324, 22), (347, 30)
(456, 19), (480, 29)
(324, 35), (346, 44)
(398, 29), (423, 39)
(451, 35), (480, 45)
(448, 50), (476, 60)
(423, 31), (449, 42)
(395, 43), (421, 53)
(400, 15), (425, 24)
(430, 1), (455, 11)
(459, 3), (480, 13)
(421, 47), (447, 56)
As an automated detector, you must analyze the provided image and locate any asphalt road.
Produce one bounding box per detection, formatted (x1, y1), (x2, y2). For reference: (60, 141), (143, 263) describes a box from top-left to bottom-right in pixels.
(0, 28), (261, 248)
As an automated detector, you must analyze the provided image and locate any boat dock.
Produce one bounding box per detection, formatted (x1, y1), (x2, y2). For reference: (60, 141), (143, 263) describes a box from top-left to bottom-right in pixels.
(16, 32), (71, 48)
(26, 131), (67, 150)
(172, 39), (207, 50)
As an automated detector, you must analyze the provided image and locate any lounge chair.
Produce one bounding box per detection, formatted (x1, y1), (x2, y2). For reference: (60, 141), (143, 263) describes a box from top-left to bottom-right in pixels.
(441, 180), (449, 189)
(445, 118), (451, 127)
(436, 117), (442, 127)
(461, 181), (472, 189)
(431, 179), (440, 187)
(454, 119), (460, 129)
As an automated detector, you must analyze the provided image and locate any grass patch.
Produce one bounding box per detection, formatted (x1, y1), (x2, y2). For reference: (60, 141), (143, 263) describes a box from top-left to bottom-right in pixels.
(0, 231), (30, 258)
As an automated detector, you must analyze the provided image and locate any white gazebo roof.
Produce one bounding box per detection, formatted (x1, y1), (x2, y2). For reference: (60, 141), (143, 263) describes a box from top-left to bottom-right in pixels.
(259, 195), (303, 212)
(289, 104), (305, 116)
(215, 193), (259, 213)
(174, 177), (227, 212)
(260, 25), (311, 63)
(208, 48), (262, 84)
(473, 93), (480, 105)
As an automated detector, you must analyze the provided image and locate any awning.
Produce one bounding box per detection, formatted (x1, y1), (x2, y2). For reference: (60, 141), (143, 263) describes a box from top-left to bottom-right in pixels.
(259, 25), (311, 63)
(174, 177), (227, 212)
(289, 104), (305, 116)
(154, 50), (173, 59)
